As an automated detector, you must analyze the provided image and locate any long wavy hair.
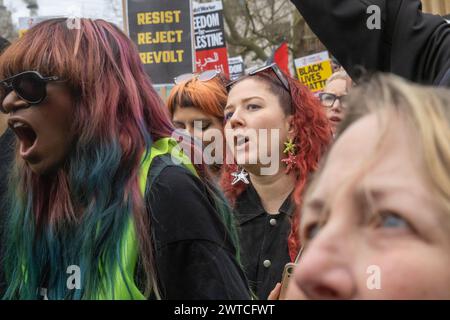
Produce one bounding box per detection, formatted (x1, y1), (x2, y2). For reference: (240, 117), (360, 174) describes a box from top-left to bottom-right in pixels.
(221, 69), (332, 261)
(0, 18), (180, 299)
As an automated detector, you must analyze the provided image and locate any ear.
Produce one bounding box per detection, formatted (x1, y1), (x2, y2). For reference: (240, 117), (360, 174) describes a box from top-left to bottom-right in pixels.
(285, 115), (295, 138)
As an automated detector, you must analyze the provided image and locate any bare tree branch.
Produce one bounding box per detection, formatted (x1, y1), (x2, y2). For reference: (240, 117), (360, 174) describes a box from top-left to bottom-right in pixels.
(223, 0), (324, 68)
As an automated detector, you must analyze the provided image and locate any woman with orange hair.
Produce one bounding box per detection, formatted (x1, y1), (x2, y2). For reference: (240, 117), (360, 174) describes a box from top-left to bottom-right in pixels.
(221, 63), (332, 299)
(167, 70), (228, 180)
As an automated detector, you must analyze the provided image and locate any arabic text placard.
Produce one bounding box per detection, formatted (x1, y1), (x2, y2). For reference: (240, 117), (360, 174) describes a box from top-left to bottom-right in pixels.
(193, 1), (229, 76)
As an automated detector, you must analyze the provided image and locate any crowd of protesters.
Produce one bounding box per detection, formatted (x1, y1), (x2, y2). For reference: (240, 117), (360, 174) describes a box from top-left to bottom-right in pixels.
(0, 0), (449, 300)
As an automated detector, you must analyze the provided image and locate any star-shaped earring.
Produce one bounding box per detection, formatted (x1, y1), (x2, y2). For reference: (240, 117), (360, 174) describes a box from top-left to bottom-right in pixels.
(283, 138), (296, 155)
(231, 168), (250, 185)
(282, 154), (297, 174)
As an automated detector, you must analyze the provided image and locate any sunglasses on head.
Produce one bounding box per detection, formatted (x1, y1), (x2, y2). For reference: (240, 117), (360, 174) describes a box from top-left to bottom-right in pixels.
(226, 63), (290, 92)
(0, 71), (60, 113)
(174, 69), (221, 85)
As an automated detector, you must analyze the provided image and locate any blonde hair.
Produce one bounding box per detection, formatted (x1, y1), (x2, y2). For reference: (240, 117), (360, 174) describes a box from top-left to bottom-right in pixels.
(326, 70), (352, 87)
(336, 73), (450, 213)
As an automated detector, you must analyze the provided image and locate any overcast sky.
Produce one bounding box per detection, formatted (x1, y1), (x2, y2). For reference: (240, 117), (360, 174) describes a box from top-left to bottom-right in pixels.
(4, 0), (123, 28)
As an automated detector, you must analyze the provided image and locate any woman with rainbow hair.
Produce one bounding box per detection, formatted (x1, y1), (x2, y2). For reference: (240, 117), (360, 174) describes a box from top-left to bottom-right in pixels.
(0, 18), (249, 300)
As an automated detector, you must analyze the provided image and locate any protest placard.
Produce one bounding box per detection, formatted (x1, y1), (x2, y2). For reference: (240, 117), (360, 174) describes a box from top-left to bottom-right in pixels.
(294, 51), (333, 92)
(193, 1), (229, 76)
(228, 56), (245, 81)
(123, 0), (194, 85)
(18, 16), (62, 38)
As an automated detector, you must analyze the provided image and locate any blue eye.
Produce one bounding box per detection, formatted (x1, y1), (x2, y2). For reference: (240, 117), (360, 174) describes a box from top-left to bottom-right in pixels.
(247, 104), (261, 111)
(224, 112), (234, 122)
(380, 212), (409, 229)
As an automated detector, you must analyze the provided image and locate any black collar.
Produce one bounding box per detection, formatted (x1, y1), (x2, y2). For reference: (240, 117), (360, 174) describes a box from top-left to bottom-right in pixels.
(234, 184), (296, 225)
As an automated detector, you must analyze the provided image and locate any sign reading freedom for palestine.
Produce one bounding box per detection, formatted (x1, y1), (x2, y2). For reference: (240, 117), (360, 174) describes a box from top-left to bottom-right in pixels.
(123, 0), (194, 85)
(193, 1), (229, 76)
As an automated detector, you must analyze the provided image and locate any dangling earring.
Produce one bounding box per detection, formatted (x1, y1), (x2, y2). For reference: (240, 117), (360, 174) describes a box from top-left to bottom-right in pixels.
(231, 167), (250, 185)
(281, 138), (297, 174)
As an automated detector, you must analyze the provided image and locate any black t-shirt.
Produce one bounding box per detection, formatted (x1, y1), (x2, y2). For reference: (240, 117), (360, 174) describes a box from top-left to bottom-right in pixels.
(234, 185), (295, 300)
(145, 156), (250, 300)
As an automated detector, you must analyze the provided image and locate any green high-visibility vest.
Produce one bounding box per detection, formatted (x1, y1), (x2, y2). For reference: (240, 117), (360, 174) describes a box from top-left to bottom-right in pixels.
(96, 137), (197, 300)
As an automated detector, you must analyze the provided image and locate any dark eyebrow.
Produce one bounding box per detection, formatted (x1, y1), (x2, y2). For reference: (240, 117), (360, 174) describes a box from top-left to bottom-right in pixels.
(304, 188), (374, 221)
(304, 197), (326, 214)
(224, 104), (234, 112)
(225, 96), (264, 112)
(302, 197), (330, 232)
(191, 119), (211, 125)
(241, 96), (264, 102)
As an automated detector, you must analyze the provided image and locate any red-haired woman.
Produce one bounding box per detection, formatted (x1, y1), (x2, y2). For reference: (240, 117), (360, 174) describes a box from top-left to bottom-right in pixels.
(221, 63), (331, 299)
(167, 70), (228, 181)
(0, 18), (249, 300)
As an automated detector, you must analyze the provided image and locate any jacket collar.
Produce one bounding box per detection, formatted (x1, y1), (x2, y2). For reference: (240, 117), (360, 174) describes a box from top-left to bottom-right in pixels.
(234, 184), (296, 225)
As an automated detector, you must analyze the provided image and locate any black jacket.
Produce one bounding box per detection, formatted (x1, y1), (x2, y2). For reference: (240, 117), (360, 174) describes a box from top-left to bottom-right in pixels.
(145, 156), (250, 300)
(291, 0), (450, 86)
(234, 185), (295, 300)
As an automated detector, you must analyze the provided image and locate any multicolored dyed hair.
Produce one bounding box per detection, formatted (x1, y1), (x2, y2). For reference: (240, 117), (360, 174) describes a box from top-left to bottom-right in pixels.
(167, 75), (228, 122)
(221, 69), (332, 261)
(0, 18), (175, 299)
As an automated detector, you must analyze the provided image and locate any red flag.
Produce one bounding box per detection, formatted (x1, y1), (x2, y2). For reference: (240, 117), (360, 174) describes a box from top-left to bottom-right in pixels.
(273, 42), (290, 76)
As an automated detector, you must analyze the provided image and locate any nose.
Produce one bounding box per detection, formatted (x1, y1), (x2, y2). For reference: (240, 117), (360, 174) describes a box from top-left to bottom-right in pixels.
(2, 90), (29, 114)
(330, 99), (342, 113)
(184, 126), (195, 138)
(228, 109), (245, 129)
(294, 229), (356, 299)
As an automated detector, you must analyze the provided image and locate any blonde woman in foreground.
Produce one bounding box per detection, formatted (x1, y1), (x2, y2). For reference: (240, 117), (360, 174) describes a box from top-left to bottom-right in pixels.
(271, 73), (450, 299)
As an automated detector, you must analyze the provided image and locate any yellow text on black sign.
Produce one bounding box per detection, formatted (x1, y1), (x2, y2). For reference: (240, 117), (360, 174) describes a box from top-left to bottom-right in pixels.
(137, 30), (184, 45)
(139, 50), (185, 64)
(137, 11), (182, 25)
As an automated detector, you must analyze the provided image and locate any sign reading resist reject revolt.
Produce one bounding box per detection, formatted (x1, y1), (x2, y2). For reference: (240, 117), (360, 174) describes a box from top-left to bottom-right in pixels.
(123, 0), (195, 85)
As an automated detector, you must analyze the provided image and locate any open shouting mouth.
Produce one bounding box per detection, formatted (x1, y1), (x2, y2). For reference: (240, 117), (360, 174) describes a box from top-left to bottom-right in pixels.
(8, 118), (38, 160)
(234, 134), (250, 148)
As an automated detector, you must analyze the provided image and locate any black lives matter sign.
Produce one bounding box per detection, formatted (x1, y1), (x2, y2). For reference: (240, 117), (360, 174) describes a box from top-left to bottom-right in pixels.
(124, 0), (194, 85)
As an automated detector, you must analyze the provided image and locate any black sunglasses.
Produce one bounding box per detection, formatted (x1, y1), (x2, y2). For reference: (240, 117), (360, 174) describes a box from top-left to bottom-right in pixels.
(0, 71), (60, 113)
(174, 69), (221, 85)
(226, 63), (290, 92)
